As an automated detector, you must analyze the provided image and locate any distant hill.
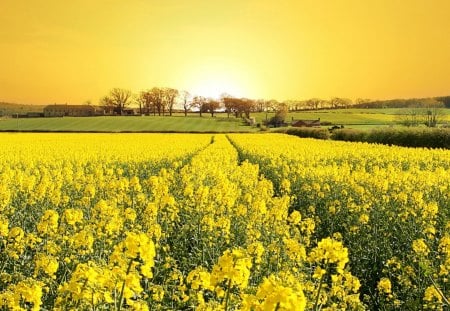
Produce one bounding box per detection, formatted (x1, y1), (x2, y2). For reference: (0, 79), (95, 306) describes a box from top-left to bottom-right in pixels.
(354, 96), (450, 109)
(0, 102), (47, 116)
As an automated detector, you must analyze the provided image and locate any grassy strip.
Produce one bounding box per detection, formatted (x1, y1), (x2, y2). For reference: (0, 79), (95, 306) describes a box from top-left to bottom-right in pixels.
(0, 116), (257, 132)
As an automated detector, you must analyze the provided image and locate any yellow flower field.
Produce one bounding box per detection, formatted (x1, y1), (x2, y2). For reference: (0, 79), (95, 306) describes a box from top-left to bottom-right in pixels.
(0, 133), (448, 310)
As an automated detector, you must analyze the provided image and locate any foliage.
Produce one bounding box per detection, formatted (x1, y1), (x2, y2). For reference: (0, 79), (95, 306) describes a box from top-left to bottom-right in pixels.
(265, 105), (288, 127)
(222, 96), (255, 118)
(331, 128), (450, 149)
(276, 127), (331, 140)
(100, 88), (132, 115)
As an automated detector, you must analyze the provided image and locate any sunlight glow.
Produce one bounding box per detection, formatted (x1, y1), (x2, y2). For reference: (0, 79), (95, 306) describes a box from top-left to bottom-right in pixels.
(191, 77), (244, 99)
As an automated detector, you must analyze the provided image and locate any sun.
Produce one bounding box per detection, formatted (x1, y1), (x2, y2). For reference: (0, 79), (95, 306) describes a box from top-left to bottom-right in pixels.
(191, 77), (243, 99)
(183, 59), (248, 99)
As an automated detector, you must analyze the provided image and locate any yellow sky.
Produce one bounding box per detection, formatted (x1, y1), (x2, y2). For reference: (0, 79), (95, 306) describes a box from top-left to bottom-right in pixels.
(1, 0), (449, 104)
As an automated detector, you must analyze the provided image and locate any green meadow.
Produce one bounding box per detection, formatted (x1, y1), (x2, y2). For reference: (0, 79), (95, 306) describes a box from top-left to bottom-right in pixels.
(0, 115), (253, 132)
(0, 108), (448, 132)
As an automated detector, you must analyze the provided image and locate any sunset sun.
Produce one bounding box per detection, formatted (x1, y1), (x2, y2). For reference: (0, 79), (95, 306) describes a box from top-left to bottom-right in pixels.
(191, 77), (244, 99)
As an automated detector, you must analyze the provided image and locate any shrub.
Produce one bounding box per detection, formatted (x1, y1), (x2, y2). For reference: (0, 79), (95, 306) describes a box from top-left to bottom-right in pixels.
(279, 127), (331, 140)
(332, 127), (450, 149)
(331, 129), (368, 142)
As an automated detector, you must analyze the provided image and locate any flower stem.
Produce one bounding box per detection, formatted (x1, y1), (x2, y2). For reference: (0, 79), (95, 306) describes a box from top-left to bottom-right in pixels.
(117, 260), (134, 311)
(313, 261), (328, 311)
(224, 278), (232, 311)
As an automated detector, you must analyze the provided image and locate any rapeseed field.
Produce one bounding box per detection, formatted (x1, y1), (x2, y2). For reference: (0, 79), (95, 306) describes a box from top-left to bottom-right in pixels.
(0, 133), (448, 310)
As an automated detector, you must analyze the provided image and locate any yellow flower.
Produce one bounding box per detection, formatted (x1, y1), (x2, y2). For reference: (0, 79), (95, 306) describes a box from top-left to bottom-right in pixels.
(377, 277), (392, 294)
(412, 238), (429, 256)
(0, 278), (44, 311)
(308, 237), (349, 274)
(359, 213), (369, 224)
(124, 208), (137, 222)
(34, 253), (59, 279)
(37, 209), (59, 236)
(0, 216), (8, 237)
(423, 285), (442, 303)
(63, 208), (83, 226)
(211, 248), (252, 289)
(288, 210), (302, 225)
(187, 267), (213, 291)
(249, 274), (306, 311)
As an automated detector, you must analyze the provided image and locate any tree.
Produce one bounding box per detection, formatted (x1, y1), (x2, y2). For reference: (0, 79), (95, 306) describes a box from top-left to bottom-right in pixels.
(148, 87), (165, 116)
(163, 88), (179, 116)
(222, 95), (236, 118)
(397, 99), (444, 127)
(192, 96), (207, 117)
(240, 98), (255, 118)
(423, 99), (444, 127)
(306, 98), (323, 110)
(255, 99), (266, 112)
(204, 98), (221, 117)
(330, 97), (352, 109)
(355, 98), (372, 108)
(285, 100), (304, 111)
(266, 104), (288, 127)
(181, 91), (192, 116)
(135, 93), (144, 115)
(100, 96), (115, 114)
(101, 88), (132, 115)
(221, 96), (255, 118)
(137, 91), (154, 115)
(397, 108), (422, 127)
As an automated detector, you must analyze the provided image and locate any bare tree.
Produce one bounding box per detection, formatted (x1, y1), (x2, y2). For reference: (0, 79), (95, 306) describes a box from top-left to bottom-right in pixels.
(241, 98), (255, 118)
(192, 96), (207, 117)
(105, 88), (132, 115)
(137, 91), (153, 115)
(355, 98), (372, 108)
(306, 98), (322, 110)
(181, 91), (192, 116)
(148, 87), (165, 116)
(135, 93), (144, 115)
(397, 99), (444, 127)
(100, 96), (115, 114)
(330, 97), (352, 109)
(163, 88), (179, 116)
(205, 98), (221, 117)
(221, 95), (255, 118)
(255, 99), (267, 112)
(423, 99), (444, 127)
(222, 95), (235, 118)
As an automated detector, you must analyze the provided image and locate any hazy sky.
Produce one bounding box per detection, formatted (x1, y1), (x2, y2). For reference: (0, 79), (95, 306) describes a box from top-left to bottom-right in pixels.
(1, 0), (449, 104)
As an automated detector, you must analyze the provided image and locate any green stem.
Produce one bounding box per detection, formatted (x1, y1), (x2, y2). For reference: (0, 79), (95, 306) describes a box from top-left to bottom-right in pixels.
(313, 261), (328, 311)
(75, 279), (89, 309)
(117, 260), (134, 311)
(428, 275), (450, 306)
(224, 278), (232, 311)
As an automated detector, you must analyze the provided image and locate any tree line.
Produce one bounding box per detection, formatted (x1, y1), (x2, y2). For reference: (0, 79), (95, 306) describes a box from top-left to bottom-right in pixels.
(99, 87), (448, 117)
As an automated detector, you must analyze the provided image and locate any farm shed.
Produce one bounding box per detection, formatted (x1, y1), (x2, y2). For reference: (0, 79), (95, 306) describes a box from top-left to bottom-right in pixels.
(43, 104), (101, 117)
(291, 118), (321, 127)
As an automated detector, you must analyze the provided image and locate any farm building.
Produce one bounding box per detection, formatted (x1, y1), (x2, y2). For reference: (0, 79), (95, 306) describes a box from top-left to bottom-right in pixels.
(43, 104), (102, 117)
(291, 118), (321, 127)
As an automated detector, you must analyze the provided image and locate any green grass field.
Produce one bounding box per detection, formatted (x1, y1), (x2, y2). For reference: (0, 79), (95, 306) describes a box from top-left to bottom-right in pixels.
(0, 108), (448, 132)
(0, 115), (256, 132)
(253, 108), (450, 126)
